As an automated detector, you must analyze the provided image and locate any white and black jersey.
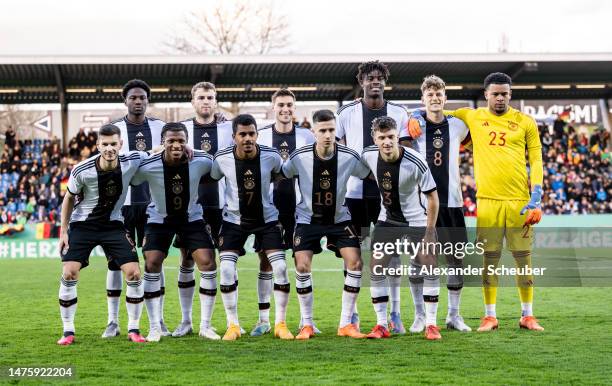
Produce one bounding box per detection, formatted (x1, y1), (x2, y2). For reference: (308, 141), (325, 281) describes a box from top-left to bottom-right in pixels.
(257, 123), (315, 211)
(337, 100), (409, 200)
(361, 146), (437, 226)
(67, 151), (147, 224)
(399, 116), (469, 208)
(182, 118), (234, 209)
(112, 116), (165, 205)
(131, 150), (213, 224)
(210, 145), (282, 227)
(282, 144), (371, 225)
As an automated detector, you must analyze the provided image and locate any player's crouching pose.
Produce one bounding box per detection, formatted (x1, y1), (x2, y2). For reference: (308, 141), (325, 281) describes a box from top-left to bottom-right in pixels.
(57, 124), (148, 345)
(210, 114), (293, 341)
(131, 122), (218, 342)
(281, 109), (371, 340)
(360, 117), (441, 340)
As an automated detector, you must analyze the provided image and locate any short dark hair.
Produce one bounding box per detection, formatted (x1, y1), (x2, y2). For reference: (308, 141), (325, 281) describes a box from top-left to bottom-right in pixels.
(98, 124), (121, 137)
(484, 72), (512, 89)
(232, 114), (257, 134)
(122, 79), (151, 99)
(371, 116), (397, 133)
(271, 88), (296, 103)
(312, 109), (335, 124)
(191, 82), (216, 99)
(161, 122), (188, 140)
(357, 60), (390, 82)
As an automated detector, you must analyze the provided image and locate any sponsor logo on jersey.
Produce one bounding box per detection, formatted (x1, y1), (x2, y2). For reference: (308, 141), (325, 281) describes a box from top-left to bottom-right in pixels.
(434, 129), (442, 135)
(483, 121), (490, 126)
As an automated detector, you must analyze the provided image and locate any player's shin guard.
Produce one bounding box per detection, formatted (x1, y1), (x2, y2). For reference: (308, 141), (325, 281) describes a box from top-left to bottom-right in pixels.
(423, 276), (440, 326)
(409, 261), (425, 316)
(268, 251), (289, 324)
(257, 271), (273, 323)
(370, 274), (389, 326)
(59, 277), (78, 335)
(340, 270), (362, 327)
(199, 271), (217, 330)
(143, 272), (161, 330)
(177, 265), (195, 324)
(106, 269), (122, 324)
(219, 253), (239, 326)
(483, 251), (501, 317)
(295, 271), (314, 326)
(512, 251), (534, 316)
(125, 279), (144, 332)
(388, 256), (402, 315)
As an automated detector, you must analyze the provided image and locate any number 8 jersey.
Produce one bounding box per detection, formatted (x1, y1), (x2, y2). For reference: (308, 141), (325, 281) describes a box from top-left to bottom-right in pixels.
(400, 115), (469, 208)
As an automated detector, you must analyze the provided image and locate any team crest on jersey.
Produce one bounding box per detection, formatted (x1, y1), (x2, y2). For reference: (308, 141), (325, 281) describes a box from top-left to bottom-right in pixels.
(433, 138), (444, 149)
(244, 169), (255, 189)
(172, 174), (183, 194)
(293, 235), (301, 246)
(201, 140), (212, 152)
(508, 121), (519, 131)
(218, 236), (224, 247)
(135, 132), (147, 151)
(320, 178), (331, 190)
(279, 141), (290, 160)
(105, 180), (118, 196)
(382, 178), (393, 191)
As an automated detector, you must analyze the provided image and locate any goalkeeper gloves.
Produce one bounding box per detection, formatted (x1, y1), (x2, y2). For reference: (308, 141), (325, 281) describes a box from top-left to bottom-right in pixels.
(407, 109), (427, 138)
(520, 184), (543, 225)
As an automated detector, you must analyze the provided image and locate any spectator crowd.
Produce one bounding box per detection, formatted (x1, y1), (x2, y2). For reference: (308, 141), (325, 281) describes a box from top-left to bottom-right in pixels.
(0, 120), (610, 225)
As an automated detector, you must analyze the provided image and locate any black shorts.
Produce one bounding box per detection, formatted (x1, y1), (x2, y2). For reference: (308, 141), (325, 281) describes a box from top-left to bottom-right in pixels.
(219, 221), (283, 256)
(122, 204), (148, 247)
(253, 211), (295, 252)
(436, 207), (468, 245)
(174, 208), (223, 249)
(293, 221), (360, 257)
(143, 220), (214, 256)
(61, 221), (138, 269)
(345, 197), (381, 238)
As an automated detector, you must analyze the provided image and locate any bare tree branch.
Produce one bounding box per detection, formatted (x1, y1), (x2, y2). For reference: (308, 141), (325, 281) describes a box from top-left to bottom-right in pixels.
(163, 1), (291, 55)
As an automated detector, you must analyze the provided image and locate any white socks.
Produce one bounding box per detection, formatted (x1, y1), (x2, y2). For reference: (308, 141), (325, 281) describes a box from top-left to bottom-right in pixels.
(340, 270), (361, 327)
(423, 276), (440, 326)
(177, 265), (195, 324)
(296, 271), (313, 326)
(143, 272), (161, 330)
(219, 252), (239, 326)
(257, 270), (273, 323)
(199, 270), (217, 330)
(59, 276), (78, 335)
(125, 279), (144, 332)
(370, 274), (389, 326)
(106, 269), (122, 324)
(268, 251), (289, 325)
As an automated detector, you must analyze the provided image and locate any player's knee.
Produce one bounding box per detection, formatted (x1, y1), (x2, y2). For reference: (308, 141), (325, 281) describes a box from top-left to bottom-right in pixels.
(125, 269), (140, 282)
(180, 250), (195, 267)
(145, 258), (162, 273)
(295, 261), (310, 274)
(346, 259), (362, 272)
(197, 258), (216, 272)
(271, 259), (288, 277)
(62, 269), (79, 281)
(259, 256), (272, 271)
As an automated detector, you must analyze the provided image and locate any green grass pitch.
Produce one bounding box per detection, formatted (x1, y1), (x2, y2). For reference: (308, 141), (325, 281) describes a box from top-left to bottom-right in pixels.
(1, 253), (610, 385)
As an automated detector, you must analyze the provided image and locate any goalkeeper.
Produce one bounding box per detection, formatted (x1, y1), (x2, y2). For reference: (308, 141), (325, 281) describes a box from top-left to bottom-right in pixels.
(405, 72), (544, 332)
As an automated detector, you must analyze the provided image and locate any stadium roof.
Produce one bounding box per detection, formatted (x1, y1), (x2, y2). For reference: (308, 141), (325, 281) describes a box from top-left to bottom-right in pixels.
(1, 53), (612, 104)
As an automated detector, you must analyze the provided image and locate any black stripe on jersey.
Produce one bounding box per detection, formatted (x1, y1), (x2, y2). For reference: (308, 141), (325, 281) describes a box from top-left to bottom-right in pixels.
(310, 146), (338, 225)
(119, 154), (141, 161)
(214, 146), (234, 159)
(86, 162), (123, 222)
(362, 102), (388, 198)
(163, 159), (191, 222)
(362, 145), (378, 154)
(387, 101), (408, 112)
(337, 144), (361, 160)
(289, 144), (314, 160)
(125, 118), (153, 152)
(376, 149), (407, 223)
(140, 153), (162, 167)
(336, 100), (359, 115)
(425, 119), (450, 206)
(259, 144), (281, 155)
(235, 151), (264, 226)
(272, 126), (297, 161)
(403, 151), (427, 174)
(71, 159), (96, 178)
(193, 120), (220, 156)
(271, 126), (298, 211)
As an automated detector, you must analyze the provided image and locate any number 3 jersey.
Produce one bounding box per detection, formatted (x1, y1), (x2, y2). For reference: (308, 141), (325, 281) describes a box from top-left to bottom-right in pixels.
(281, 144), (371, 225)
(399, 115), (468, 208)
(210, 145), (283, 227)
(66, 151), (147, 224)
(360, 146), (436, 227)
(131, 150), (213, 224)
